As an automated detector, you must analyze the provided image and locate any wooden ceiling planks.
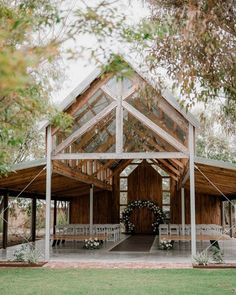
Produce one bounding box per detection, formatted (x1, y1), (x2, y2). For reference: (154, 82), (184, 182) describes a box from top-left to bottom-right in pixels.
(52, 160), (112, 191)
(185, 163), (236, 196)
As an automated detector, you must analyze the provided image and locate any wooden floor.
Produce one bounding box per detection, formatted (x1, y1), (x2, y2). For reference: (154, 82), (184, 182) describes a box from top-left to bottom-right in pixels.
(110, 235), (155, 252)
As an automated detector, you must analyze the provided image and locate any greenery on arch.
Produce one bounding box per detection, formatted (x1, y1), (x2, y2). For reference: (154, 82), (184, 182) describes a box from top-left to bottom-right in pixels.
(120, 200), (165, 234)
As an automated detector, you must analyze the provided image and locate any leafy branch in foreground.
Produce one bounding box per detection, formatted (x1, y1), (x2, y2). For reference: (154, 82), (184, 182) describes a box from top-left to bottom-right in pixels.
(141, 0), (236, 130)
(0, 0), (72, 175)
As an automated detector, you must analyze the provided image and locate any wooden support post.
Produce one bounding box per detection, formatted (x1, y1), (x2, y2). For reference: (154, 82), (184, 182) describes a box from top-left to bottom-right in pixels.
(45, 126), (52, 261)
(116, 85), (123, 153)
(221, 201), (224, 230)
(89, 185), (94, 235)
(234, 203), (236, 238)
(2, 195), (8, 249)
(229, 202), (232, 238)
(53, 200), (57, 235)
(181, 187), (185, 236)
(189, 124), (196, 258)
(31, 198), (37, 242)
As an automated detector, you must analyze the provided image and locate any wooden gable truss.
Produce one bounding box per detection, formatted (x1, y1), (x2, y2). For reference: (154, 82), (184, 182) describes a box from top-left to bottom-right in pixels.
(43, 58), (198, 260)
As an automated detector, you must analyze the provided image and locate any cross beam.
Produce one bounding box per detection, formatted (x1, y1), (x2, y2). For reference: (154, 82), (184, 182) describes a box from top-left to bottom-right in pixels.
(53, 152), (188, 160)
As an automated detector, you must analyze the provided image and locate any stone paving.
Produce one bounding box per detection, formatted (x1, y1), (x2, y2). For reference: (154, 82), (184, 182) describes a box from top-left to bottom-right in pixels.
(1, 234), (236, 267)
(44, 261), (192, 269)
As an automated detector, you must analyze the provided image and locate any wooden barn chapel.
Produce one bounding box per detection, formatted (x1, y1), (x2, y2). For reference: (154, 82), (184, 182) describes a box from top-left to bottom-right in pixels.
(0, 56), (236, 262)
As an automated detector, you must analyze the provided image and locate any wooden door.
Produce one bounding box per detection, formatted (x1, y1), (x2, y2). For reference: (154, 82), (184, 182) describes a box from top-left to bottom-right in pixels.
(128, 160), (162, 234)
(130, 207), (154, 234)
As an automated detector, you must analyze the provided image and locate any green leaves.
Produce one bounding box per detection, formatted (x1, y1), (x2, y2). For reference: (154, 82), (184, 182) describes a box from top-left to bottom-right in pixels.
(102, 54), (134, 79)
(144, 0), (236, 129)
(0, 1), (63, 175)
(49, 111), (73, 133)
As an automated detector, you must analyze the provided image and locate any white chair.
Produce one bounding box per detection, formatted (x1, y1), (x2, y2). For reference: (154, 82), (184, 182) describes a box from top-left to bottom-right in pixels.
(64, 225), (74, 235)
(196, 224), (202, 235)
(179, 225), (190, 236)
(169, 224), (180, 236)
(159, 224), (169, 239)
(74, 224), (85, 235)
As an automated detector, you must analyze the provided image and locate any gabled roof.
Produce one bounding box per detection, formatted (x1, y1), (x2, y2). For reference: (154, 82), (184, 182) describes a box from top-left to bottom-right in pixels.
(41, 54), (200, 129)
(2, 157), (236, 198)
(122, 54), (200, 128)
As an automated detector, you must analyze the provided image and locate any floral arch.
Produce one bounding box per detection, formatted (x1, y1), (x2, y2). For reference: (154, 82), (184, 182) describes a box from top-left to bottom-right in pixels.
(120, 200), (165, 234)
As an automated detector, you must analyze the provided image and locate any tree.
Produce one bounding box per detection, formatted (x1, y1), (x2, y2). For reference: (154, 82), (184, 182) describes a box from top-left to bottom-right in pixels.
(0, 0), (125, 175)
(137, 0), (236, 129)
(0, 0), (73, 175)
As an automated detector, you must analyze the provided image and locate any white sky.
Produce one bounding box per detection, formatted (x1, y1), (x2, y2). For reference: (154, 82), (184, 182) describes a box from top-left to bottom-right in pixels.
(51, 0), (149, 105)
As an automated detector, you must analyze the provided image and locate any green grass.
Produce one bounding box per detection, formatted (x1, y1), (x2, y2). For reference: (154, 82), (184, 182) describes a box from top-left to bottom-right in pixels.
(0, 268), (236, 295)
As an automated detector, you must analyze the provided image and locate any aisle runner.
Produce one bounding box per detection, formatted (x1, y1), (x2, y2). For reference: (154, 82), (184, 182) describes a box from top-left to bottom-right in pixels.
(110, 235), (155, 252)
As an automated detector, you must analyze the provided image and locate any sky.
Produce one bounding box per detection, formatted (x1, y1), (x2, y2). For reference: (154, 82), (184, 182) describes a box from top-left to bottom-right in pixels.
(51, 0), (149, 106)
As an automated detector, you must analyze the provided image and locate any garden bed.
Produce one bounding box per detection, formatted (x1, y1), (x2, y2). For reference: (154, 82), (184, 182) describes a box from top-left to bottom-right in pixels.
(193, 263), (236, 269)
(0, 261), (46, 267)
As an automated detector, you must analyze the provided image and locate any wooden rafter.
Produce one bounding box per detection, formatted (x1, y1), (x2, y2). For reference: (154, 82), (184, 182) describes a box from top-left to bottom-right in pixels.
(66, 73), (112, 117)
(131, 99), (188, 146)
(74, 92), (106, 123)
(73, 113), (114, 152)
(133, 75), (189, 132)
(54, 101), (117, 154)
(122, 101), (188, 153)
(106, 159), (133, 179)
(52, 73), (112, 136)
(152, 159), (180, 180)
(124, 117), (184, 169)
(52, 160), (112, 191)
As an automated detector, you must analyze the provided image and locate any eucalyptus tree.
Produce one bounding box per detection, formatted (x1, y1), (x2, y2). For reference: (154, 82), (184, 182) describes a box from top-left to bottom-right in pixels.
(0, 0), (74, 174)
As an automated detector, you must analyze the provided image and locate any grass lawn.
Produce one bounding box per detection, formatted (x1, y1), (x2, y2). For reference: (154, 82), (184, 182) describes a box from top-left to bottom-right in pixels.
(0, 268), (236, 295)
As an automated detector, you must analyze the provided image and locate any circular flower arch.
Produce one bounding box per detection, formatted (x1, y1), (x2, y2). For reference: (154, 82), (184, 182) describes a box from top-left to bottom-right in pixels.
(120, 200), (166, 234)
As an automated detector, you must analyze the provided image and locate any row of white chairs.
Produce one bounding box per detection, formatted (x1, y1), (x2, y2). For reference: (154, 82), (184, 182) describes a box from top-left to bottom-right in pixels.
(55, 224), (121, 242)
(159, 224), (224, 237)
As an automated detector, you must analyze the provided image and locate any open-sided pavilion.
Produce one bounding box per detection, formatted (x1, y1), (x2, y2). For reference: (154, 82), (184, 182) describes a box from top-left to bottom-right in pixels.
(0, 56), (236, 261)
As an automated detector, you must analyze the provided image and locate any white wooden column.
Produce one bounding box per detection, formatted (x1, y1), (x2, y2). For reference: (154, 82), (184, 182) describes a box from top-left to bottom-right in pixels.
(45, 126), (52, 261)
(89, 184), (94, 235)
(234, 204), (236, 237)
(116, 93), (123, 153)
(181, 187), (185, 235)
(189, 124), (196, 258)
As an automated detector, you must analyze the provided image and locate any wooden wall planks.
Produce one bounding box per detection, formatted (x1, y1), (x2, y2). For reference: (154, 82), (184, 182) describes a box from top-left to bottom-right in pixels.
(70, 190), (115, 224)
(171, 188), (222, 225)
(127, 160), (162, 233)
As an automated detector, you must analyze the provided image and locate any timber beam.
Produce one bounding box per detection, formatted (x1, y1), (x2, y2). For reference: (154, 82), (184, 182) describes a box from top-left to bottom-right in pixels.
(53, 152), (188, 160)
(0, 189), (59, 201)
(122, 100), (189, 153)
(52, 160), (112, 191)
(106, 160), (133, 179)
(54, 101), (117, 154)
